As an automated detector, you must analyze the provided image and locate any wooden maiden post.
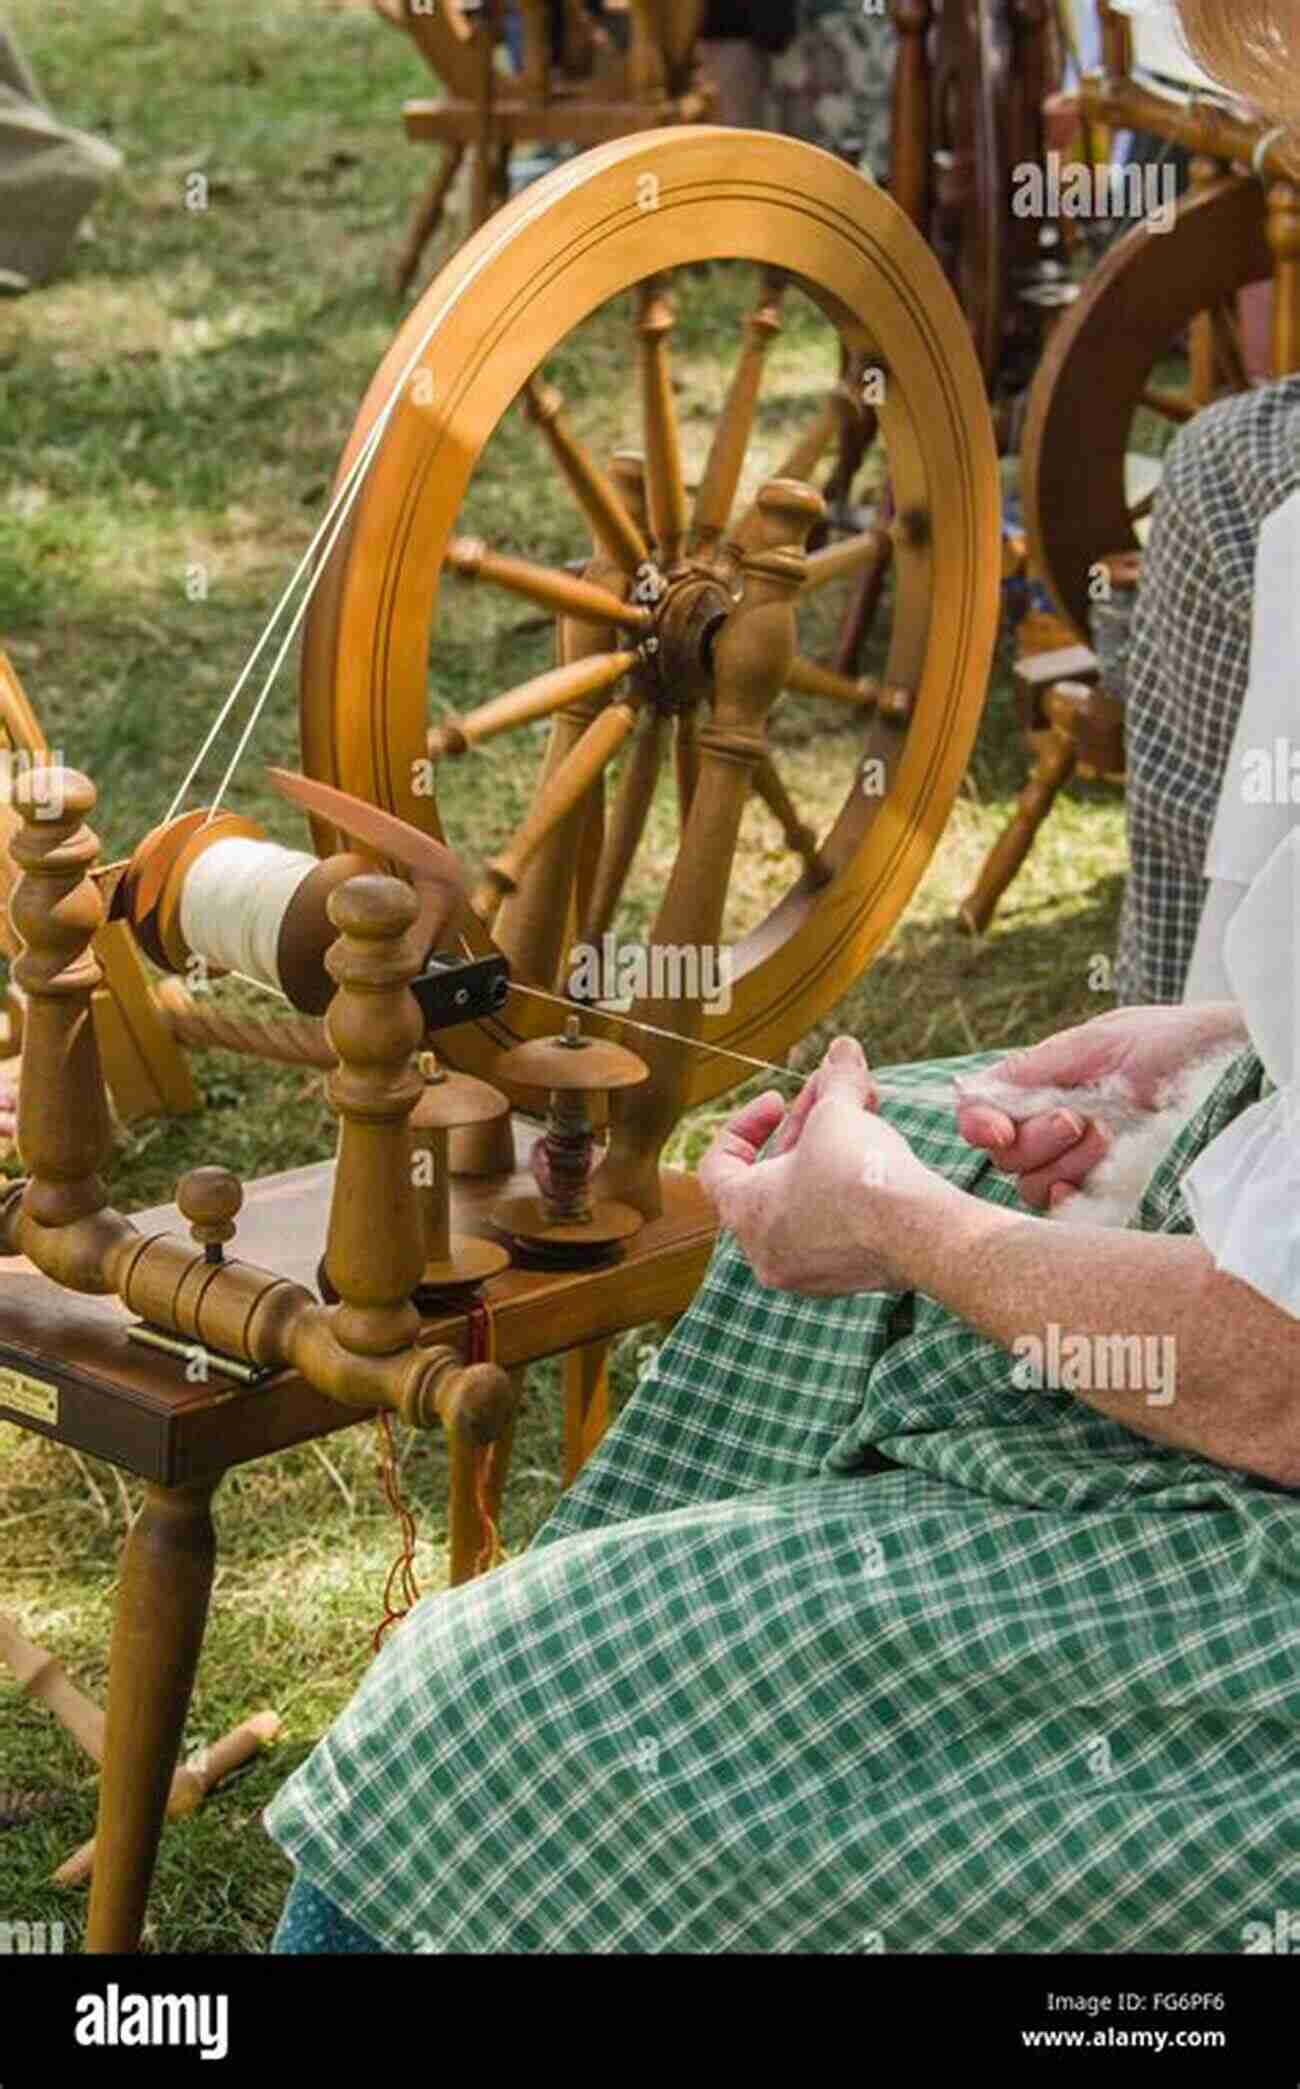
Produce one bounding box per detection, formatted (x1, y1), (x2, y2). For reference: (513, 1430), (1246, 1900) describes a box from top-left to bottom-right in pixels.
(597, 478), (825, 1218)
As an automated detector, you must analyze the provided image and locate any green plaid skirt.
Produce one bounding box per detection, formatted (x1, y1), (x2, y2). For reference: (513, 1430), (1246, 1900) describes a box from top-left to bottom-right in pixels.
(264, 1050), (1300, 1952)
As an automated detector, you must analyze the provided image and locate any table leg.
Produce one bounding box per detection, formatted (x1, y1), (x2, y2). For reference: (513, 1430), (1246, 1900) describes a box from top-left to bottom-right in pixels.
(85, 1476), (220, 1953)
(563, 1339), (610, 1485)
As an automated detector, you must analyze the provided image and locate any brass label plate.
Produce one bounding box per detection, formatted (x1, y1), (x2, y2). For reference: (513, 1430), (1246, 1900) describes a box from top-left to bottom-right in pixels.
(0, 1364), (59, 1427)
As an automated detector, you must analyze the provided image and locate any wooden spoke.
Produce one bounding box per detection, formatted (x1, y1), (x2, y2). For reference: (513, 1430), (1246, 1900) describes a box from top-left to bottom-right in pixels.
(822, 351), (879, 516)
(580, 709), (667, 943)
(690, 270), (786, 555)
(732, 399), (838, 552)
(787, 657), (886, 706)
(1128, 487), (1157, 526)
(834, 493), (894, 678)
(428, 651), (637, 759)
(1139, 385), (1198, 424)
(637, 279), (690, 566)
(1209, 301), (1250, 394)
(802, 526), (890, 594)
(674, 708), (699, 825)
(447, 538), (651, 631)
(475, 687), (646, 922)
(752, 754), (832, 887)
(523, 378), (650, 573)
(571, 782), (606, 979)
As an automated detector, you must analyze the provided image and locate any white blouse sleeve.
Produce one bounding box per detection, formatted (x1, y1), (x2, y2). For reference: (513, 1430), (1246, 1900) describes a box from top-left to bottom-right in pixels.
(1183, 831), (1300, 1317)
(1183, 489), (1300, 1004)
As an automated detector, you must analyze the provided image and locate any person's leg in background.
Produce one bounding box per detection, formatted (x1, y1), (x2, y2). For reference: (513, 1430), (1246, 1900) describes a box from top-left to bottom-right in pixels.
(769, 2), (896, 176)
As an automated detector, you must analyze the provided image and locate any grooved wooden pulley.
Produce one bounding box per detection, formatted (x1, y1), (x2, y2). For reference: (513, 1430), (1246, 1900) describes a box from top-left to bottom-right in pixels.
(299, 127), (999, 1211)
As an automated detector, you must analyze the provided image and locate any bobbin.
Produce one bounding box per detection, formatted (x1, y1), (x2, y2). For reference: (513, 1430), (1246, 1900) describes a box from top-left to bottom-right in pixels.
(112, 809), (448, 1016)
(410, 1050), (513, 1304)
(491, 1017), (650, 1265)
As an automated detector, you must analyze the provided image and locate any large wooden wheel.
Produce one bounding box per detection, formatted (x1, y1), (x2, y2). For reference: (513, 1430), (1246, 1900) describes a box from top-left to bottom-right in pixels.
(300, 128), (1000, 1210)
(1022, 175), (1272, 640)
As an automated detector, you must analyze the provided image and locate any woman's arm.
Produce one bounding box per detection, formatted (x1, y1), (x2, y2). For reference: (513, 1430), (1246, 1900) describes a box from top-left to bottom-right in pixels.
(701, 1038), (1300, 1489)
(896, 1180), (1300, 1489)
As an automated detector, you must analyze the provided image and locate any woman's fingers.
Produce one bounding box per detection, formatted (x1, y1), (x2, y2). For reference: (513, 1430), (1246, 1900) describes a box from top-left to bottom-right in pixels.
(769, 1071), (822, 1154)
(1017, 1122), (1111, 1210)
(698, 1091), (787, 1213)
(956, 1101), (1018, 1153)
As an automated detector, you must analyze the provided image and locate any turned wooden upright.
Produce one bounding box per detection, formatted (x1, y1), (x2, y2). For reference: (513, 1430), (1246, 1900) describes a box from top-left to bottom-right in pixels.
(598, 478), (824, 1217)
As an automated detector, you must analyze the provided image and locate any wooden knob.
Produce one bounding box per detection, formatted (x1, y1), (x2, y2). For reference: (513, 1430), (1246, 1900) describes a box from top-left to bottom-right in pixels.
(11, 764), (96, 827)
(406, 1350), (518, 1441)
(177, 1167), (243, 1255)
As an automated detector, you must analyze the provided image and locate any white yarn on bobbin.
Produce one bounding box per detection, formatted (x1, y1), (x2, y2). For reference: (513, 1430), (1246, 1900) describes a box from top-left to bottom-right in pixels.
(179, 836), (319, 995)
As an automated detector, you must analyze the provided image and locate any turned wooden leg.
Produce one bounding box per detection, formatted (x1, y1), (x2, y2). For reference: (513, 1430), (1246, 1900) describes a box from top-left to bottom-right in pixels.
(86, 1478), (219, 1954)
(393, 144), (465, 297)
(563, 1340), (611, 1485)
(959, 726), (1078, 936)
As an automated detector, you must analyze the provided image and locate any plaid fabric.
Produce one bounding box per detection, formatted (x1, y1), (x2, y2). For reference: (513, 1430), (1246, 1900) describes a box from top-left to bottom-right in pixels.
(1116, 377), (1300, 1005)
(265, 1049), (1300, 1954)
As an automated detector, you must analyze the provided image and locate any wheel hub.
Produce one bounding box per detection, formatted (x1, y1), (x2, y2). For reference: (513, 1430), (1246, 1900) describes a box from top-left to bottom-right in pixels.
(636, 562), (732, 715)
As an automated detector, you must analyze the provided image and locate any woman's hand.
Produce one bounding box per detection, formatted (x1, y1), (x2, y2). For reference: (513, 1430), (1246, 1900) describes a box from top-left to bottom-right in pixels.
(698, 1037), (944, 1295)
(956, 1002), (1247, 1211)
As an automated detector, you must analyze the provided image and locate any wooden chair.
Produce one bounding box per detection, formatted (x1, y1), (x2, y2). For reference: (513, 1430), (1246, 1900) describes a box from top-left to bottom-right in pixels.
(958, 634), (1124, 934)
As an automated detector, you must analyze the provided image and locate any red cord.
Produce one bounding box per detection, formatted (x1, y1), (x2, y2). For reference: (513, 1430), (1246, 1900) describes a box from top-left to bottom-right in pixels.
(372, 1410), (421, 1652)
(372, 1294), (506, 1647)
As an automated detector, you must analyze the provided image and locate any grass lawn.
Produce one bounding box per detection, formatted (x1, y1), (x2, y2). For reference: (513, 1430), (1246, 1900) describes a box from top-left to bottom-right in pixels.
(0, 0), (1136, 1950)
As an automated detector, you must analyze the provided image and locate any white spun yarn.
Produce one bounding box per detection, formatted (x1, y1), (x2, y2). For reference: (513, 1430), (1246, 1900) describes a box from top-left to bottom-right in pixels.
(179, 837), (319, 995)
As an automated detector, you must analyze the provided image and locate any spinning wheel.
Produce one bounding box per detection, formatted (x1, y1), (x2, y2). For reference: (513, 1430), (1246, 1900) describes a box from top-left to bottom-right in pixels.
(299, 128), (1001, 1213)
(891, 0), (1066, 407)
(0, 132), (999, 1955)
(378, 0), (714, 291)
(928, 0), (1010, 389)
(1022, 174), (1272, 640)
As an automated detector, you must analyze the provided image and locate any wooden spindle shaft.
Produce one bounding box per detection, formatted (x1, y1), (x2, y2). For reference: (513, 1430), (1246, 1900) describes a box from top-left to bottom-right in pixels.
(541, 1090), (596, 1224)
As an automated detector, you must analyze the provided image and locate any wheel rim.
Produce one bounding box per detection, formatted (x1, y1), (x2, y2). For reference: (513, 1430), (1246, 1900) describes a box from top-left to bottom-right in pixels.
(1022, 177), (1272, 639)
(300, 127), (1000, 1109)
